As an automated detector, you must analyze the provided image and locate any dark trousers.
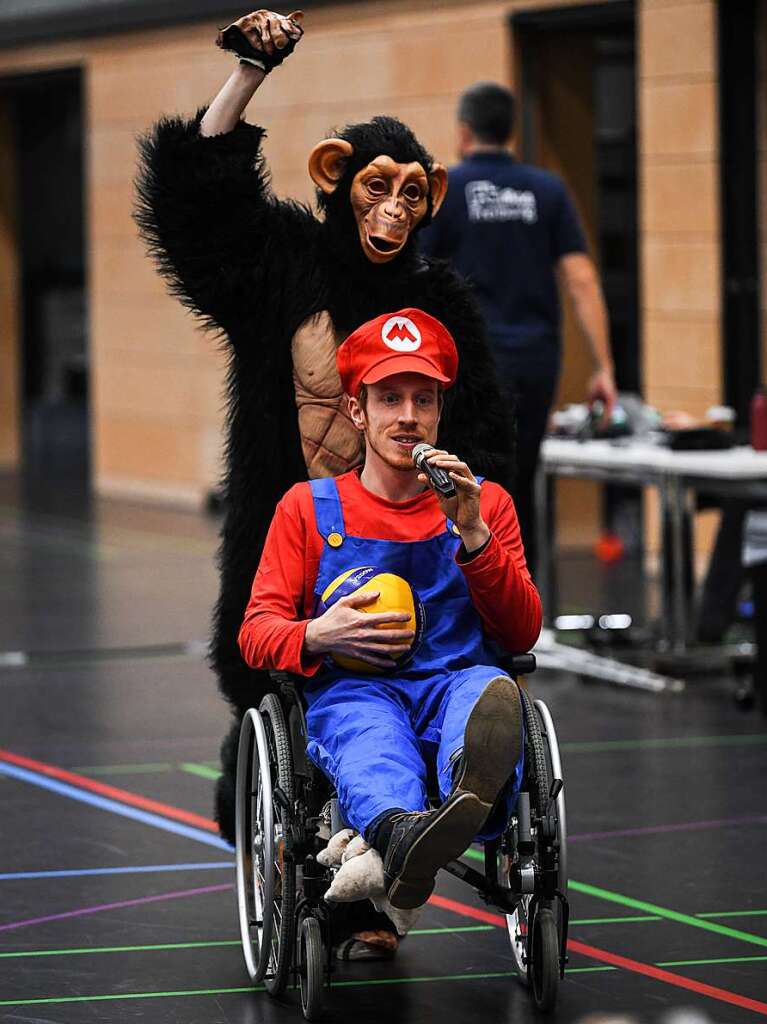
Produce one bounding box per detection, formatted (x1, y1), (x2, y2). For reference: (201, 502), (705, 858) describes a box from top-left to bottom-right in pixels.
(504, 372), (558, 579)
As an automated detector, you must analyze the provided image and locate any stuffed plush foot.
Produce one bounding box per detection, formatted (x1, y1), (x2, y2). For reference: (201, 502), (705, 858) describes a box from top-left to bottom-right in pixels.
(334, 929), (398, 961)
(320, 830), (423, 936)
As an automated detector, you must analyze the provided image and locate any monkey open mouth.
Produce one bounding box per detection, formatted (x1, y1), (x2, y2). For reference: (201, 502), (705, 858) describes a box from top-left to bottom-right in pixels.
(367, 233), (405, 255)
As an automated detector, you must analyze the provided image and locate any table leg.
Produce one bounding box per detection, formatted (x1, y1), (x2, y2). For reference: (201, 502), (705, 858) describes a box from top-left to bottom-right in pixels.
(668, 475), (690, 654)
(658, 477), (673, 649)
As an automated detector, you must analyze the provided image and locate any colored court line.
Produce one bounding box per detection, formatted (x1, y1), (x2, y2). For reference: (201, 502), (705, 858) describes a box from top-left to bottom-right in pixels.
(69, 760), (220, 777)
(0, 760), (230, 851)
(700, 910), (767, 919)
(0, 748), (218, 832)
(71, 762), (176, 776)
(429, 893), (767, 1016)
(0, 927), (493, 960)
(0, 861), (234, 881)
(0, 882), (233, 933)
(569, 815), (767, 843)
(570, 881), (767, 949)
(561, 733), (767, 754)
(4, 962), (767, 1011)
(464, 849), (767, 935)
(179, 762), (221, 781)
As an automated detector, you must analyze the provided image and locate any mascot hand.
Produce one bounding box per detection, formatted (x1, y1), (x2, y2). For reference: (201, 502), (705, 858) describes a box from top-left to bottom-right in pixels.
(317, 828), (355, 867)
(371, 896), (424, 938)
(322, 833), (424, 935)
(325, 847), (385, 902)
(217, 10), (304, 72)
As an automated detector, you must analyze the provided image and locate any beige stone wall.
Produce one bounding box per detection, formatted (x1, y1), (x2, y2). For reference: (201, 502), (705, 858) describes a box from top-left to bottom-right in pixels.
(637, 0), (722, 565)
(639, 0), (721, 417)
(0, 0), (523, 504)
(0, 0), (730, 534)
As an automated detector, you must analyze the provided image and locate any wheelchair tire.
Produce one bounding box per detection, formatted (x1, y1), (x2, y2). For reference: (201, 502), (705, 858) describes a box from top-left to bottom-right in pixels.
(505, 693), (568, 995)
(234, 698), (295, 992)
(520, 688), (548, 816)
(259, 693), (296, 996)
(298, 915), (325, 1021)
(535, 699), (568, 894)
(530, 905), (559, 1011)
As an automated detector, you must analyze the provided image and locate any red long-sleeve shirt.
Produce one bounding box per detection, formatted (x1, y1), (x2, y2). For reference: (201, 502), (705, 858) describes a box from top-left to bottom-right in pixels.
(238, 470), (542, 676)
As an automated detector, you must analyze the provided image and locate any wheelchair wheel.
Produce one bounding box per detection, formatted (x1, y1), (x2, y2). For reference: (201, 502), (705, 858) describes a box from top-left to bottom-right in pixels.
(535, 698), (568, 893)
(530, 905), (559, 1011)
(298, 914), (325, 1021)
(234, 696), (296, 993)
(504, 691), (567, 1008)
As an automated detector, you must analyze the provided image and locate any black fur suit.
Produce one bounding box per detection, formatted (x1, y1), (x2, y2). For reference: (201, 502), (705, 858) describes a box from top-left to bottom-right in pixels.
(135, 110), (511, 845)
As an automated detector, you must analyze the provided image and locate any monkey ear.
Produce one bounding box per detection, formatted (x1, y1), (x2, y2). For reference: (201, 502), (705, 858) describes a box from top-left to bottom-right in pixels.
(428, 164), (448, 217)
(308, 139), (354, 194)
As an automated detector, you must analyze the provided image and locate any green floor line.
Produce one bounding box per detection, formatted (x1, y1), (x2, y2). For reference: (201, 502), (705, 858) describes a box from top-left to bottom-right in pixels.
(0, 972), (524, 1007)
(0, 940), (240, 959)
(659, 955), (767, 968)
(569, 915), (662, 925)
(408, 925), (493, 935)
(1, 949), (765, 1008)
(463, 850), (767, 932)
(561, 734), (767, 754)
(71, 762), (176, 776)
(570, 880), (767, 949)
(179, 763), (221, 781)
(0, 927), (493, 960)
(698, 910), (767, 919)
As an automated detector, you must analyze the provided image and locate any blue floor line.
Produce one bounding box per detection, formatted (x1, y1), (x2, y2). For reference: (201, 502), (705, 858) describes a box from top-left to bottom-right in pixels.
(0, 761), (233, 852)
(0, 862), (235, 881)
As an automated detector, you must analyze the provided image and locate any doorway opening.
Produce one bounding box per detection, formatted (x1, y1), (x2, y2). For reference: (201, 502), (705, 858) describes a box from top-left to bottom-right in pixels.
(513, 2), (639, 550)
(1, 67), (89, 510)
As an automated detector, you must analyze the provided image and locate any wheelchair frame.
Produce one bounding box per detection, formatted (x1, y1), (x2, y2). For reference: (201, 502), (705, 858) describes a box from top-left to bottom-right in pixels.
(234, 656), (568, 1020)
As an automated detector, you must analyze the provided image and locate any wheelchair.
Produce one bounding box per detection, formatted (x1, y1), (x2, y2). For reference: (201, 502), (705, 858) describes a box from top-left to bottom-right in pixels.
(234, 655), (568, 1019)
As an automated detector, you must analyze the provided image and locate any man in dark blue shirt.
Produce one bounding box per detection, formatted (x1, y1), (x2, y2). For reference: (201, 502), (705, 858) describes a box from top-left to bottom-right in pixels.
(421, 82), (616, 574)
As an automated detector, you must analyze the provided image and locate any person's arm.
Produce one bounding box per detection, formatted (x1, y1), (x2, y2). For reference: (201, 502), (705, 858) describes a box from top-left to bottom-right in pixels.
(200, 11), (302, 136)
(134, 10), (311, 342)
(238, 489), (323, 676)
(458, 485), (542, 653)
(238, 486), (415, 674)
(416, 453), (541, 652)
(556, 252), (617, 417)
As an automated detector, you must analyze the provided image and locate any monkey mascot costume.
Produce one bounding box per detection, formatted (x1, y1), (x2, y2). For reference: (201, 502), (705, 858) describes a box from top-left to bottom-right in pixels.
(136, 9), (511, 955)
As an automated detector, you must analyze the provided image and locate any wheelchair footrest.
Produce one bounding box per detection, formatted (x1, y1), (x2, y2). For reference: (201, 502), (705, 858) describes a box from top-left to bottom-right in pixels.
(443, 859), (519, 915)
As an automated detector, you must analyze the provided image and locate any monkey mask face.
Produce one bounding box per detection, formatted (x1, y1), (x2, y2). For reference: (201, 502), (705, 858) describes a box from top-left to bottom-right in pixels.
(309, 138), (448, 265)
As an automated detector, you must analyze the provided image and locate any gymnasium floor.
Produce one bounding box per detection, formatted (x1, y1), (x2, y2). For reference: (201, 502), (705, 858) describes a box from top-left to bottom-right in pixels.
(1, 478), (766, 1023)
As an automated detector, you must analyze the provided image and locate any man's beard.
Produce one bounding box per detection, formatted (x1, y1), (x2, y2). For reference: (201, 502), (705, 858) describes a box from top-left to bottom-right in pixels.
(366, 432), (417, 474)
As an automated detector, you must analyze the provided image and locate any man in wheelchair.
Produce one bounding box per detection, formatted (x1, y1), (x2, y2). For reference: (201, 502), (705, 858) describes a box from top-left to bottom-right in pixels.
(238, 307), (542, 917)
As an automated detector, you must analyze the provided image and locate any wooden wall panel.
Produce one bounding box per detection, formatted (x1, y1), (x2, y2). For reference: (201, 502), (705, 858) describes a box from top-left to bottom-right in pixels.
(638, 0), (721, 563)
(0, 0), (723, 530)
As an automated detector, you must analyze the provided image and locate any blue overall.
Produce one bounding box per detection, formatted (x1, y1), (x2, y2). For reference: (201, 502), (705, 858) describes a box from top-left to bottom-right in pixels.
(303, 477), (524, 841)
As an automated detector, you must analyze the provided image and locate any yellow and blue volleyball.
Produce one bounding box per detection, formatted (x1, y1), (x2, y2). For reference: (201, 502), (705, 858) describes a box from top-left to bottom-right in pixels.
(317, 566), (425, 674)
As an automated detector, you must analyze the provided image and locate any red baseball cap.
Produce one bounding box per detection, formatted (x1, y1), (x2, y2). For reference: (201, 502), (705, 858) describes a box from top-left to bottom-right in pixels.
(337, 308), (459, 399)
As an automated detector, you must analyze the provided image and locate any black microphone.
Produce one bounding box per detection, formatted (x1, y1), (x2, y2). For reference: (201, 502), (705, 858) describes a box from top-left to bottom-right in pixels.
(412, 443), (456, 498)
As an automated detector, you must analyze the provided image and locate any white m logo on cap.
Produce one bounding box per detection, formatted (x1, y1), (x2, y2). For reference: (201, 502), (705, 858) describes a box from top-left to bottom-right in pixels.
(381, 316), (421, 352)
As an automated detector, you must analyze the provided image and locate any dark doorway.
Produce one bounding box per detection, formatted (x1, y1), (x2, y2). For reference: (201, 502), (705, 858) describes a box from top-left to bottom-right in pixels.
(514, 2), (639, 547)
(718, 0), (762, 423)
(1, 68), (89, 509)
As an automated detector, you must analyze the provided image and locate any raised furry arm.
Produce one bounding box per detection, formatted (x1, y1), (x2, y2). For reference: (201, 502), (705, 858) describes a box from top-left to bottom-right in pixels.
(134, 109), (317, 344)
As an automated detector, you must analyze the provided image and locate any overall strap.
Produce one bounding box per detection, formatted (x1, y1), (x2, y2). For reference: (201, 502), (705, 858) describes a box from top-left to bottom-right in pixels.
(445, 475), (485, 537)
(309, 477), (347, 548)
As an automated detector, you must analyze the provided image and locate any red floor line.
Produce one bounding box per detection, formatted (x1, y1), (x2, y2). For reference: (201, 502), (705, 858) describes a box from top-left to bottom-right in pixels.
(0, 749), (218, 833)
(427, 894), (767, 1017)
